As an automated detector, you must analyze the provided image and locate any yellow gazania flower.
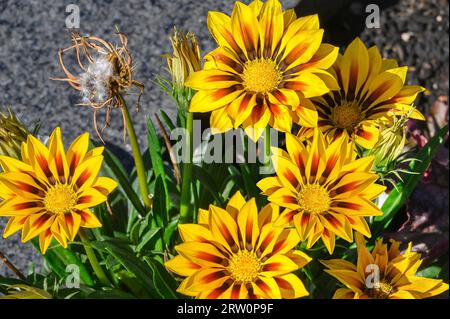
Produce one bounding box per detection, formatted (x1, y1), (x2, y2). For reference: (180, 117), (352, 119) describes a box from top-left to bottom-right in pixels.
(186, 0), (339, 140)
(165, 191), (311, 299)
(321, 234), (449, 299)
(0, 128), (117, 254)
(257, 129), (386, 254)
(305, 37), (425, 149)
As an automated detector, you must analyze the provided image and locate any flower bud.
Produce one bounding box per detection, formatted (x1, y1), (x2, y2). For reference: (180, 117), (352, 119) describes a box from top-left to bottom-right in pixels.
(371, 115), (408, 168)
(0, 109), (28, 159)
(165, 28), (201, 88)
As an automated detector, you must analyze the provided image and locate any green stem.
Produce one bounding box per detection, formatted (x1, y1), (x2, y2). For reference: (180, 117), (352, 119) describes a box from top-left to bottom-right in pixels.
(119, 94), (152, 209)
(79, 230), (111, 287)
(192, 181), (199, 224)
(264, 126), (271, 167)
(180, 111), (194, 223)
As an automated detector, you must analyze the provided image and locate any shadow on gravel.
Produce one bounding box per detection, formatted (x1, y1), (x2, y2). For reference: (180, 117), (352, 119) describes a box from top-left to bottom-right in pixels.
(296, 0), (400, 46)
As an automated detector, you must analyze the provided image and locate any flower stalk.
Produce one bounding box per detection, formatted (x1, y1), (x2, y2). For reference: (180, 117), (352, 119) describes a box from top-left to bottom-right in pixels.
(264, 126), (271, 169)
(179, 111), (193, 223)
(79, 230), (111, 287)
(118, 94), (152, 209)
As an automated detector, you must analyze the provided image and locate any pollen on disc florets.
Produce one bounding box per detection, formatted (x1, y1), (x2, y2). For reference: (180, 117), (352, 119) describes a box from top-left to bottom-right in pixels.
(241, 59), (282, 94)
(227, 250), (262, 283)
(331, 102), (362, 132)
(297, 184), (331, 215)
(367, 280), (394, 299)
(43, 184), (78, 215)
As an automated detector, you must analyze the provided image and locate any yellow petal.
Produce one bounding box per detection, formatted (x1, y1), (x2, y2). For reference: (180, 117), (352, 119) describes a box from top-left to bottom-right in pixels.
(92, 177), (118, 197)
(295, 97), (318, 127)
(210, 107), (233, 134)
(324, 269), (364, 293)
(272, 155), (302, 193)
(165, 255), (201, 277)
(175, 242), (225, 268)
(237, 198), (259, 249)
(71, 156), (104, 192)
(48, 127), (69, 183)
(275, 273), (309, 299)
(283, 71), (330, 98)
(332, 288), (356, 299)
(210, 206), (239, 252)
(305, 128), (326, 183)
(21, 213), (55, 242)
(26, 135), (54, 182)
(0, 172), (46, 200)
(78, 209), (102, 228)
(252, 276), (282, 299)
(74, 188), (107, 210)
(340, 38), (369, 99)
(189, 88), (244, 113)
(178, 224), (213, 243)
(38, 229), (53, 254)
(0, 156), (33, 173)
(267, 187), (299, 210)
(207, 11), (242, 54)
(3, 216), (28, 238)
(231, 2), (259, 58)
(331, 197), (383, 217)
(0, 196), (43, 217)
(226, 191), (246, 219)
(67, 132), (90, 176)
(285, 250), (312, 269)
(185, 70), (240, 90)
(259, 0), (284, 55)
(187, 268), (230, 293)
(353, 122), (380, 149)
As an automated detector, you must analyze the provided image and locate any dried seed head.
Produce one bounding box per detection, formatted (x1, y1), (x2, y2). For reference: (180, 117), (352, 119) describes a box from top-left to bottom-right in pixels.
(52, 31), (144, 142)
(165, 27), (201, 88)
(0, 108), (29, 159)
(80, 53), (114, 105)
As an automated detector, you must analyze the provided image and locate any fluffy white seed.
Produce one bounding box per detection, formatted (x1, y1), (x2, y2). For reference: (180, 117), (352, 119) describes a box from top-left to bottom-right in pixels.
(79, 54), (113, 104)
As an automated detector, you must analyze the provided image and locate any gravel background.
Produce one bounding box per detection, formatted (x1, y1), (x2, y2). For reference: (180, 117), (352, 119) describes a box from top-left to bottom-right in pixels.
(1, 0), (448, 279)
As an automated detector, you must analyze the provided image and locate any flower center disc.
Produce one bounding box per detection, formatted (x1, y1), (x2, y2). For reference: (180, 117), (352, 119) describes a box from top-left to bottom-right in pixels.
(368, 281), (394, 299)
(297, 184), (331, 214)
(332, 103), (361, 132)
(227, 250), (262, 283)
(242, 59), (282, 94)
(44, 184), (77, 215)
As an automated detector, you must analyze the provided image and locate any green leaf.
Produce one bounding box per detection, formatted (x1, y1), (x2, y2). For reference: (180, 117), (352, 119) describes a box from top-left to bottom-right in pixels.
(241, 164), (260, 197)
(147, 118), (170, 212)
(136, 228), (161, 254)
(153, 176), (169, 226)
(30, 239), (94, 287)
(90, 241), (160, 298)
(30, 239), (66, 279)
(416, 265), (442, 279)
(192, 165), (222, 205)
(86, 289), (135, 299)
(96, 141), (147, 216)
(116, 270), (152, 298)
(143, 257), (179, 299)
(373, 125), (448, 234)
(160, 110), (176, 132)
(163, 219), (179, 246)
(0, 276), (27, 295)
